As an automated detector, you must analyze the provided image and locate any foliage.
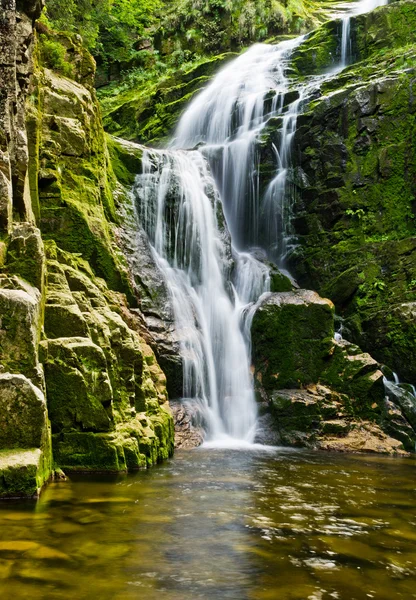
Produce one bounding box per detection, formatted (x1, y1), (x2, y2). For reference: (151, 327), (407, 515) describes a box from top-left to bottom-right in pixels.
(43, 0), (162, 69)
(42, 0), (334, 86)
(38, 34), (74, 77)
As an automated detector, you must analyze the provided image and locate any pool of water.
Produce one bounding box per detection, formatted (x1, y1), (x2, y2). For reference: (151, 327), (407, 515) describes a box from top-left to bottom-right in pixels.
(0, 447), (415, 599)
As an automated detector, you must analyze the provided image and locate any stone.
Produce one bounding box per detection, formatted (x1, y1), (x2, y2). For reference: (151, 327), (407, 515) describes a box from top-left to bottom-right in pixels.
(251, 289), (334, 391)
(0, 374), (48, 449)
(0, 448), (51, 498)
(170, 401), (204, 449)
(0, 277), (42, 382)
(320, 339), (385, 418)
(6, 223), (45, 291)
(41, 337), (113, 433)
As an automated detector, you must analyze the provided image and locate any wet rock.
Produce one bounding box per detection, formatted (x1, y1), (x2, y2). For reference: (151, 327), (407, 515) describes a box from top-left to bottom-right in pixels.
(268, 385), (408, 455)
(170, 401), (204, 449)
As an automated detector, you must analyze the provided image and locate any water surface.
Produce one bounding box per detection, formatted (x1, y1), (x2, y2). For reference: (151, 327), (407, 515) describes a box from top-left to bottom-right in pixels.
(0, 448), (415, 599)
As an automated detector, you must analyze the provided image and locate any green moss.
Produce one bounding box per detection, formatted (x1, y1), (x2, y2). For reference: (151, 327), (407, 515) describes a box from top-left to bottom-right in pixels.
(38, 34), (74, 78)
(251, 291), (335, 390)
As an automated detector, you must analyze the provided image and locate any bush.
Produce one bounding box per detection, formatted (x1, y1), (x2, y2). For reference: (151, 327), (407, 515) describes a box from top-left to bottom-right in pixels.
(39, 34), (74, 78)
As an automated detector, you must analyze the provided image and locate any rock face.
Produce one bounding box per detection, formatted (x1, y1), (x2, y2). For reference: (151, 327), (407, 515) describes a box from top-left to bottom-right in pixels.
(0, 1), (175, 495)
(251, 289), (416, 453)
(40, 247), (174, 470)
(288, 1), (416, 382)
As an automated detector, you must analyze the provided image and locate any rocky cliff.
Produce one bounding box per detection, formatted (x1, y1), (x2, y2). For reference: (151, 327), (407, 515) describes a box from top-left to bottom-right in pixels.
(289, 0), (416, 382)
(0, 0), (174, 498)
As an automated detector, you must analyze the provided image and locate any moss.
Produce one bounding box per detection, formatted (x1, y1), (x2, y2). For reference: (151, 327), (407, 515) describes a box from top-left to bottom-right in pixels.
(52, 432), (127, 472)
(0, 449), (45, 498)
(286, 4), (416, 380)
(251, 291), (335, 390)
(100, 53), (237, 144)
(106, 135), (143, 187)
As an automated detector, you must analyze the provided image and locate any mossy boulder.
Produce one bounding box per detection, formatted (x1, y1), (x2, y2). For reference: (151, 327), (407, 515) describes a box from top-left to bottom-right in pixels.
(251, 289), (335, 391)
(0, 448), (51, 498)
(0, 374), (52, 498)
(0, 374), (49, 449)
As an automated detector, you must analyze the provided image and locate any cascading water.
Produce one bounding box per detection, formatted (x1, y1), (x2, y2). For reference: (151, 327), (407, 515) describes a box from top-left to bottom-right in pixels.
(134, 148), (258, 443)
(339, 0), (389, 67)
(172, 38), (305, 263)
(133, 0), (394, 445)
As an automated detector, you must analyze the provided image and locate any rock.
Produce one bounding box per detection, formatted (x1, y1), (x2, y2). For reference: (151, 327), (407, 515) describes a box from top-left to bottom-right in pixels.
(319, 422), (407, 456)
(267, 385), (408, 455)
(0, 276), (42, 384)
(6, 223), (45, 291)
(170, 401), (204, 449)
(0, 448), (51, 498)
(384, 380), (416, 431)
(0, 373), (52, 498)
(251, 289), (334, 391)
(320, 339), (385, 418)
(382, 397), (416, 452)
(41, 337), (113, 433)
(364, 302), (416, 384)
(0, 374), (49, 449)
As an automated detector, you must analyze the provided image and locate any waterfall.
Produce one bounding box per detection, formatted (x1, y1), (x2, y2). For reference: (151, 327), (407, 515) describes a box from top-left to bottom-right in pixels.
(172, 38), (305, 263)
(339, 0), (389, 67)
(132, 0), (393, 445)
(133, 149), (258, 443)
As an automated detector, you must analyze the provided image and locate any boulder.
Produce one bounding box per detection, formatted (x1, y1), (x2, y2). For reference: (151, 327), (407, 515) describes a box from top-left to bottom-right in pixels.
(0, 374), (49, 450)
(0, 374), (52, 498)
(251, 289), (334, 391)
(0, 276), (42, 384)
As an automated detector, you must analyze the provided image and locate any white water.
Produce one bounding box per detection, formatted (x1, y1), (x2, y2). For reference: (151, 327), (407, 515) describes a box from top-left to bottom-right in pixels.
(173, 38), (305, 262)
(133, 0), (392, 444)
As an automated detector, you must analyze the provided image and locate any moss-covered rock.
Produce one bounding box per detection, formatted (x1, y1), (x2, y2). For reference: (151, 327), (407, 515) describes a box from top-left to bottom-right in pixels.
(100, 53), (237, 144)
(0, 276), (42, 384)
(39, 246), (174, 470)
(286, 1), (416, 382)
(0, 374), (52, 498)
(251, 289), (335, 390)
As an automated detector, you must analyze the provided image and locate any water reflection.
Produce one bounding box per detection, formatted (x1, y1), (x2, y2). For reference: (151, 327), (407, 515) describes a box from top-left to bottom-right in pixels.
(0, 448), (415, 599)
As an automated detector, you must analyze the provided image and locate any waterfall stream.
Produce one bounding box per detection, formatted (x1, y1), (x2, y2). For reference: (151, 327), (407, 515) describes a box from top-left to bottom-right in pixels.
(133, 0), (392, 444)
(340, 0), (389, 66)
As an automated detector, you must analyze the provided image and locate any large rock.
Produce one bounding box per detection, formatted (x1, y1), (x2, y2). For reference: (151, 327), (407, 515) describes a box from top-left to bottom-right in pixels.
(0, 374), (52, 498)
(0, 374), (49, 449)
(0, 276), (42, 385)
(268, 385), (409, 455)
(251, 289), (334, 391)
